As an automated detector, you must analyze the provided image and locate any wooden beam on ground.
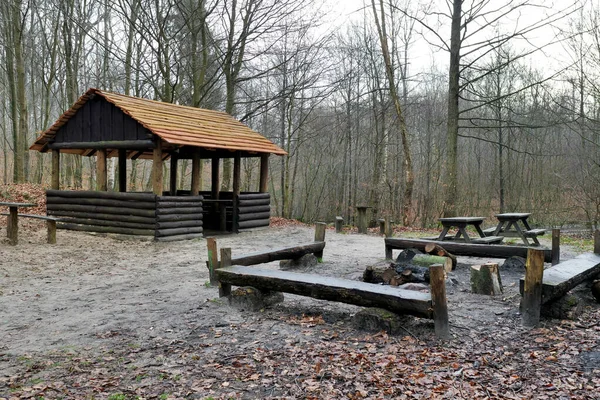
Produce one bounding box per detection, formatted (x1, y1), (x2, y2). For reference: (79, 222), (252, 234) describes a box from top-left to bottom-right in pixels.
(259, 153), (269, 193)
(152, 140), (163, 195)
(231, 242), (326, 266)
(216, 265), (433, 319)
(52, 149), (60, 190)
(522, 249), (545, 327)
(519, 253), (600, 305)
(96, 149), (107, 191)
(385, 238), (552, 262)
(118, 149), (127, 192)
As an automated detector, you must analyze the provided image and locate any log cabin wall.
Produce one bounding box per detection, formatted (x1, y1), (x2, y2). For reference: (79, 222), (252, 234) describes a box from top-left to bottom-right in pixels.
(237, 192), (270, 230)
(46, 190), (203, 240)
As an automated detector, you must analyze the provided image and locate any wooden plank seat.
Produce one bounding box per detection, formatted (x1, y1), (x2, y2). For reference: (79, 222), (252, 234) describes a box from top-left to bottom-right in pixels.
(524, 228), (546, 237)
(0, 213), (62, 244)
(216, 266), (434, 319)
(519, 253), (600, 304)
(482, 227), (499, 236)
(471, 236), (504, 244)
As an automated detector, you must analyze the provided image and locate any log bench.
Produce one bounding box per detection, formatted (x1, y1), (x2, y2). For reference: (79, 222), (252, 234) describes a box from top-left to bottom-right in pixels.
(214, 239), (450, 338)
(385, 238), (553, 262)
(519, 252), (600, 305)
(471, 236), (504, 244)
(0, 213), (61, 244)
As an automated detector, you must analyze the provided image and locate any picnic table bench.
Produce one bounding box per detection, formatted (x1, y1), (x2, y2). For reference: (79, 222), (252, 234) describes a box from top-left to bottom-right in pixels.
(427, 217), (503, 244)
(484, 213), (545, 246)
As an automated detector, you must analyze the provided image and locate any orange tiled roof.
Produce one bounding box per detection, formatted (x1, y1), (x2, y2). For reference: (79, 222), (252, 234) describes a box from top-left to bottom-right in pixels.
(30, 88), (287, 156)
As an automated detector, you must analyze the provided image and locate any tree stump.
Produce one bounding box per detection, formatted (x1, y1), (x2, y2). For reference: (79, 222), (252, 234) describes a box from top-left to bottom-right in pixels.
(351, 308), (405, 334)
(470, 263), (503, 295)
(280, 254), (318, 270)
(541, 294), (582, 320)
(229, 286), (284, 311)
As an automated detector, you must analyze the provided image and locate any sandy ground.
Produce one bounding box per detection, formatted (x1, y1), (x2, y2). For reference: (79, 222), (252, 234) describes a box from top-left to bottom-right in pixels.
(0, 222), (595, 394)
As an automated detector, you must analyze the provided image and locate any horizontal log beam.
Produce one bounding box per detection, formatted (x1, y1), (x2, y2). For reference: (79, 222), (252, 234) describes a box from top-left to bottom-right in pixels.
(48, 140), (155, 150)
(156, 195), (203, 202)
(47, 189), (156, 202)
(57, 222), (154, 236)
(47, 210), (156, 224)
(47, 196), (156, 209)
(238, 212), (271, 222)
(156, 227), (204, 237)
(47, 203), (156, 217)
(59, 217), (155, 230)
(385, 238), (552, 262)
(155, 213), (203, 222)
(156, 220), (203, 229)
(231, 242), (325, 266)
(238, 193), (270, 200)
(238, 219), (270, 229)
(238, 198), (270, 207)
(155, 233), (204, 242)
(156, 206), (203, 215)
(155, 201), (203, 208)
(238, 205), (270, 214)
(216, 266), (433, 319)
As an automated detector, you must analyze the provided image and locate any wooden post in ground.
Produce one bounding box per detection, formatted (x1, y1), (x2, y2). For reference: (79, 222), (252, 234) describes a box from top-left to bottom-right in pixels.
(356, 206), (369, 234)
(7, 206), (18, 245)
(259, 154), (269, 193)
(385, 217), (392, 237)
(211, 158), (220, 200)
(385, 243), (393, 260)
(378, 219), (385, 235)
(429, 264), (449, 339)
(218, 248), (232, 297)
(169, 152), (178, 196)
(206, 237), (218, 286)
(551, 229), (560, 265)
(96, 149), (108, 191)
(335, 216), (343, 233)
(522, 248), (545, 327)
(152, 141), (163, 195)
(594, 230), (600, 255)
(314, 222), (326, 261)
(118, 149), (127, 192)
(232, 152), (241, 233)
(191, 152), (201, 196)
(51, 149), (60, 190)
(47, 220), (57, 244)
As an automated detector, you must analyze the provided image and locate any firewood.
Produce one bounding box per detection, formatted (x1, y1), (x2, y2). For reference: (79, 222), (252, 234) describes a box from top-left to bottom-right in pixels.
(424, 242), (457, 270)
(592, 280), (600, 303)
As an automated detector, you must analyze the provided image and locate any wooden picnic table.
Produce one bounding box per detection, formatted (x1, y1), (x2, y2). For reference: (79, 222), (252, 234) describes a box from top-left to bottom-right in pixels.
(490, 213), (545, 246)
(437, 217), (503, 244)
(0, 202), (37, 245)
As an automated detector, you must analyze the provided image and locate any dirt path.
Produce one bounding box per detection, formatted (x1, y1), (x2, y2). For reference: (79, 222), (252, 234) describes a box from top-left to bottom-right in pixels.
(1, 224), (598, 399)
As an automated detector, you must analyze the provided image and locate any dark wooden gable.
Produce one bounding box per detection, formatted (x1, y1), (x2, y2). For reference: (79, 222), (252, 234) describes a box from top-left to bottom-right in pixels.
(52, 95), (153, 144)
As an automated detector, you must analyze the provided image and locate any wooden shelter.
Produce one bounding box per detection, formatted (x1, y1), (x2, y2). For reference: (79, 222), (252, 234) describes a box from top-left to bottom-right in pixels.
(30, 88), (286, 241)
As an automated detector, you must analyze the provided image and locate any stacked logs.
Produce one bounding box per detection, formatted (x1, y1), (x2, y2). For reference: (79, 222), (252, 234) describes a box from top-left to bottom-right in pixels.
(237, 193), (270, 230)
(47, 190), (157, 236)
(155, 195), (203, 241)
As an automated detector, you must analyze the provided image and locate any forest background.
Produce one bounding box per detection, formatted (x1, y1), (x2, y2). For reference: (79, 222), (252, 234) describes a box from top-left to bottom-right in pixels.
(0, 0), (598, 229)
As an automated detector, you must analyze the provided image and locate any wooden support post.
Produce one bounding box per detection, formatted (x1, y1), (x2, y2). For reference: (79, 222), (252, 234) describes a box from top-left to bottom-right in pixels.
(118, 149), (127, 192)
(51, 149), (60, 190)
(96, 149), (108, 191)
(7, 206), (18, 245)
(259, 153), (269, 193)
(594, 230), (600, 255)
(152, 141), (163, 195)
(211, 158), (220, 200)
(206, 237), (218, 286)
(314, 222), (326, 261)
(232, 152), (241, 233)
(429, 264), (449, 339)
(522, 248), (545, 327)
(191, 151), (201, 196)
(385, 244), (393, 260)
(378, 219), (385, 235)
(356, 206), (369, 234)
(218, 248), (232, 297)
(335, 216), (343, 233)
(551, 228), (560, 266)
(170, 152), (178, 196)
(47, 220), (57, 244)
(385, 217), (392, 237)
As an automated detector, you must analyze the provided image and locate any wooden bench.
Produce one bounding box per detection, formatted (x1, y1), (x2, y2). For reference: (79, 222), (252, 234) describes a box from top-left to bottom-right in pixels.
(519, 253), (600, 305)
(524, 228), (546, 238)
(1, 213), (62, 244)
(482, 227), (498, 236)
(471, 236), (504, 244)
(212, 235), (449, 338)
